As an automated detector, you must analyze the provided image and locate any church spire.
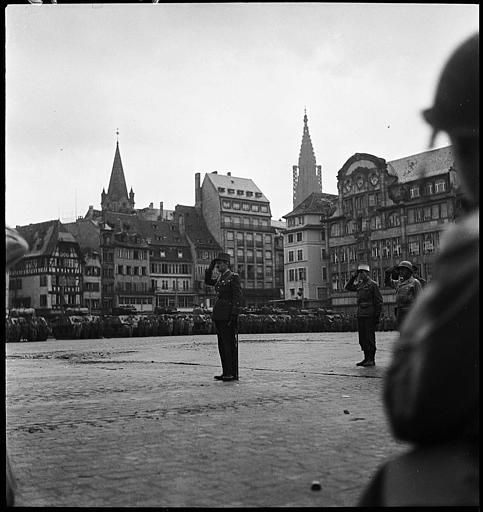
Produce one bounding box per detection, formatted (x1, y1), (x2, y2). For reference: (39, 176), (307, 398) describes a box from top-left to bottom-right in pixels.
(101, 131), (135, 213)
(292, 110), (322, 208)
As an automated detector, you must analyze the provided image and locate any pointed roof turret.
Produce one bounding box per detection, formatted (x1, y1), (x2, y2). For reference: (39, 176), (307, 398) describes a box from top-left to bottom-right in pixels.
(107, 139), (129, 202)
(298, 110), (317, 169)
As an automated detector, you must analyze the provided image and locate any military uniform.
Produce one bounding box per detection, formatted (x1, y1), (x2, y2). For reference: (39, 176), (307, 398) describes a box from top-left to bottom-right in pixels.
(391, 275), (422, 328)
(205, 262), (242, 380)
(345, 270), (383, 365)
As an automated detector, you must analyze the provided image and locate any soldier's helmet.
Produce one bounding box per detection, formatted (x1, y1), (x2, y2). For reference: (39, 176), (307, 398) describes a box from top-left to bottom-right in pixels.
(423, 33), (479, 144)
(397, 261), (414, 273)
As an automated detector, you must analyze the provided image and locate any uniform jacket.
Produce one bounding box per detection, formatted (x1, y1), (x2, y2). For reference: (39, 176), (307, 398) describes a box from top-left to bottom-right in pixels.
(384, 209), (479, 444)
(345, 276), (383, 318)
(391, 276), (422, 311)
(205, 268), (242, 322)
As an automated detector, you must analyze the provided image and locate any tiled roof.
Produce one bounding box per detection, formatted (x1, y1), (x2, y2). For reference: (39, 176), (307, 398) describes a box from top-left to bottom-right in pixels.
(387, 145), (455, 183)
(205, 172), (269, 202)
(16, 220), (78, 258)
(102, 211), (189, 247)
(175, 205), (222, 249)
(283, 192), (337, 217)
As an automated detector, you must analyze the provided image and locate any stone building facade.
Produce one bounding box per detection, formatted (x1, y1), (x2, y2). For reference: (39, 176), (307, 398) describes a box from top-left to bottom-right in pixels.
(197, 171), (281, 305)
(326, 145), (462, 314)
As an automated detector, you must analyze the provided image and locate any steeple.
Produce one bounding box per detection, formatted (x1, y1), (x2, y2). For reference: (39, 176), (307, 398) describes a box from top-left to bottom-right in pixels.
(292, 110), (322, 208)
(101, 131), (135, 213)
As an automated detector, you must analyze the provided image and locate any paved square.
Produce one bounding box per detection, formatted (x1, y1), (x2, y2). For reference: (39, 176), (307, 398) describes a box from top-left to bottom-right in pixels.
(6, 331), (407, 507)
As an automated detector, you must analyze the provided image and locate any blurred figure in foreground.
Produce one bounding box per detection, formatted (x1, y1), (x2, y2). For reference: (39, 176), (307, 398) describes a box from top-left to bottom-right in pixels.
(6, 227), (30, 506)
(359, 33), (479, 506)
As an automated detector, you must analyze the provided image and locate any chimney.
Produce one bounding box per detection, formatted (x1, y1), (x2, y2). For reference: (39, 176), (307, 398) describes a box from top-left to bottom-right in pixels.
(195, 173), (201, 209)
(178, 214), (185, 235)
(149, 202), (153, 209)
(158, 202), (164, 221)
(212, 171), (217, 174)
(227, 171), (231, 176)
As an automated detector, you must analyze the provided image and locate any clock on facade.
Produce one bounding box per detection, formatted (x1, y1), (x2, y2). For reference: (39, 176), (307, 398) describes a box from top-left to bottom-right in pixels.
(370, 174), (379, 186)
(356, 175), (364, 189)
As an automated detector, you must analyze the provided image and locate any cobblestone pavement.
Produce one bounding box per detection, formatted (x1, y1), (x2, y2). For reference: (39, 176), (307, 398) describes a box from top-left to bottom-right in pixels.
(6, 331), (408, 507)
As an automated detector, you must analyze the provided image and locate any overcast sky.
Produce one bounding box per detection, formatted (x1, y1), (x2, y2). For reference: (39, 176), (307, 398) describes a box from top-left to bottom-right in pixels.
(5, 3), (478, 227)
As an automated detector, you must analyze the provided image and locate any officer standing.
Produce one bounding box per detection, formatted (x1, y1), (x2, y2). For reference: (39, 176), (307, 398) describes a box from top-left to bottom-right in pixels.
(205, 252), (242, 381)
(389, 261), (423, 329)
(345, 263), (383, 366)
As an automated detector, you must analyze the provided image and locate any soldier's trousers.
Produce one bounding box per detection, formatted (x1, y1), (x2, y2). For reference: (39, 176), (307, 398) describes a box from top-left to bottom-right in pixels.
(214, 320), (237, 377)
(357, 317), (376, 360)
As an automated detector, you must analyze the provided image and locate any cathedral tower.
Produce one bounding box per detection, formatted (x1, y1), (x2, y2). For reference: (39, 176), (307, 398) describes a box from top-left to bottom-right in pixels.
(292, 111), (322, 208)
(101, 131), (135, 213)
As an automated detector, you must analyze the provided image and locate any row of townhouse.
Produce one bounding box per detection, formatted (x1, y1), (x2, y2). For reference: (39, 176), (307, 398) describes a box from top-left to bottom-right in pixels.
(7, 137), (285, 315)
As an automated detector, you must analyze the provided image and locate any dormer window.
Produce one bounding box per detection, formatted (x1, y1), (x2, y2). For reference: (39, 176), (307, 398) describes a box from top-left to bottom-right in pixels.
(410, 185), (420, 198)
(237, 190), (244, 195)
(246, 191), (253, 197)
(227, 188), (235, 194)
(160, 250), (166, 258)
(178, 251), (183, 258)
(218, 187), (225, 192)
(255, 192), (262, 198)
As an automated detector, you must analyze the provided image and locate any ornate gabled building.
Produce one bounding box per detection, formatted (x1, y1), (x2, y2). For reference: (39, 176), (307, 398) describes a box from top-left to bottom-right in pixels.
(292, 111), (322, 208)
(101, 136), (135, 214)
(326, 145), (463, 315)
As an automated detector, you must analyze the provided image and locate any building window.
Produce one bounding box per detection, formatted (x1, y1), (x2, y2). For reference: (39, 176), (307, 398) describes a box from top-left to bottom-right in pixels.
(321, 248), (327, 259)
(296, 232), (303, 242)
(370, 215), (382, 230)
(423, 206), (432, 221)
(261, 205), (268, 213)
(160, 250), (166, 258)
(265, 250), (272, 260)
(246, 249), (254, 262)
(242, 203), (250, 211)
(246, 232), (253, 243)
(118, 265), (124, 275)
(408, 236), (420, 255)
(410, 185), (420, 198)
(126, 266), (131, 275)
(178, 251), (183, 258)
(227, 231), (234, 241)
(288, 251), (294, 262)
(322, 267), (327, 280)
(388, 212), (400, 227)
(233, 202), (240, 210)
(237, 190), (244, 196)
(218, 187), (225, 193)
(133, 266), (139, 275)
(222, 200), (231, 208)
(252, 204), (259, 212)
(330, 223), (340, 237)
(228, 189), (235, 194)
(40, 275), (47, 286)
(236, 232), (244, 242)
(297, 216), (304, 225)
(298, 267), (306, 280)
(288, 234), (294, 243)
(246, 191), (253, 197)
(440, 202), (448, 218)
(264, 234), (272, 244)
(346, 220), (356, 235)
(296, 249), (303, 261)
(40, 294), (47, 307)
(426, 182), (434, 195)
(435, 179), (446, 193)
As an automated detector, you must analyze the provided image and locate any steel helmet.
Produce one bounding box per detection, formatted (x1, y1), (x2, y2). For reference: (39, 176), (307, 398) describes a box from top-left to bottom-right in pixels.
(397, 261), (414, 273)
(423, 33), (479, 145)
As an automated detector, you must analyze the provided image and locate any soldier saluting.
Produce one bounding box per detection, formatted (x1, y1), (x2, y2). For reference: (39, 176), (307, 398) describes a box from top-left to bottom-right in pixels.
(345, 263), (383, 367)
(205, 252), (242, 381)
(388, 260), (422, 329)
